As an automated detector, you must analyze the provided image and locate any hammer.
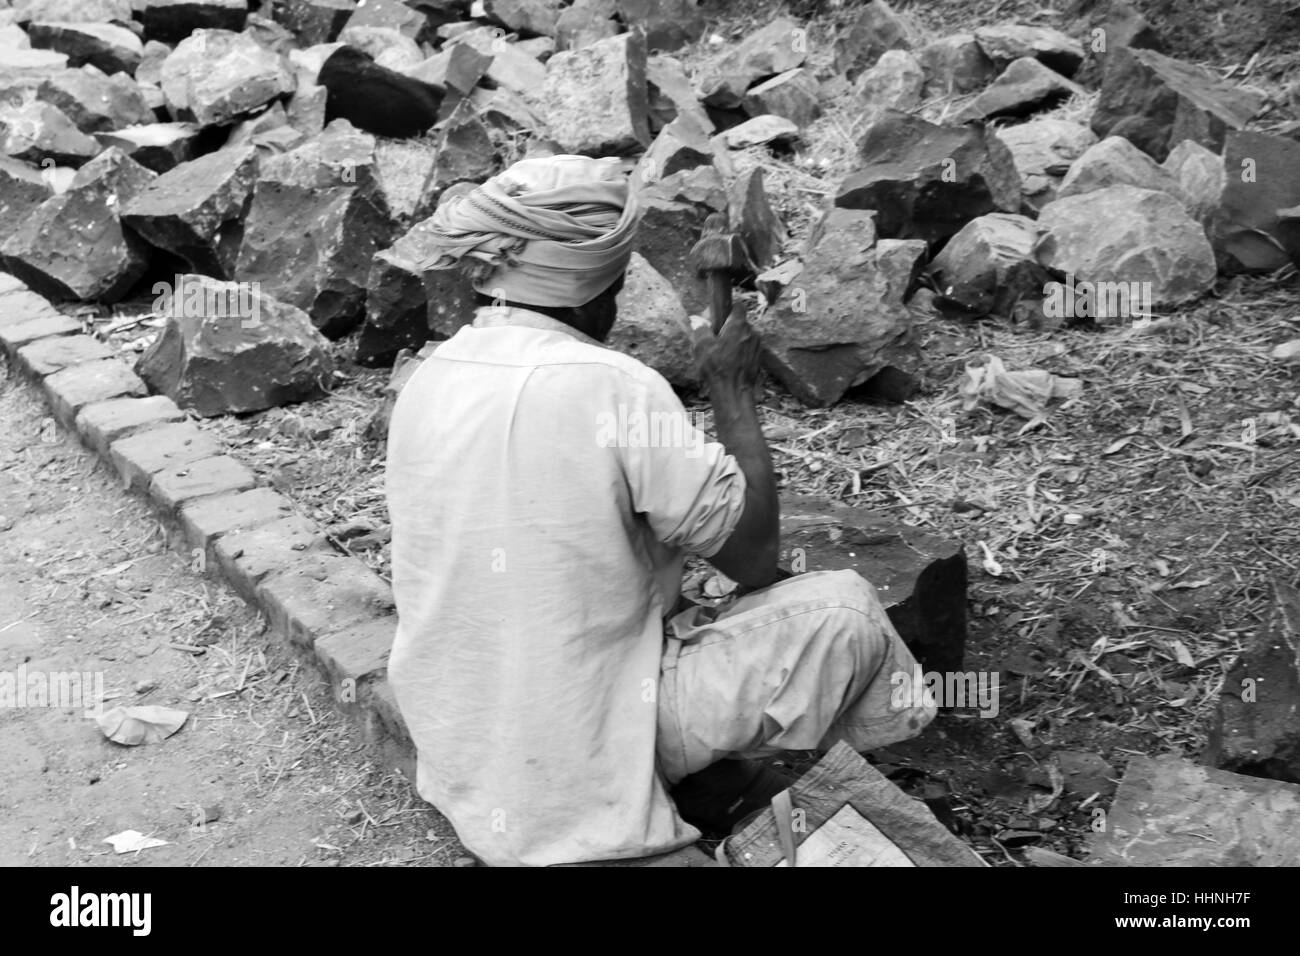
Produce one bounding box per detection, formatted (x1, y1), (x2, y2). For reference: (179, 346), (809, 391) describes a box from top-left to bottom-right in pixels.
(687, 210), (752, 334)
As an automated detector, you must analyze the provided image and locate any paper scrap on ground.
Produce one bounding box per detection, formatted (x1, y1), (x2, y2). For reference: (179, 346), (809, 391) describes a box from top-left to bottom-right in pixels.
(95, 705), (189, 746)
(774, 804), (916, 867)
(960, 353), (1082, 424)
(103, 830), (169, 854)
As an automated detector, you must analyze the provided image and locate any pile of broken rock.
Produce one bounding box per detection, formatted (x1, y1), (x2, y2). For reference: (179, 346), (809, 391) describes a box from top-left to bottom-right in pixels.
(0, 0), (1295, 416)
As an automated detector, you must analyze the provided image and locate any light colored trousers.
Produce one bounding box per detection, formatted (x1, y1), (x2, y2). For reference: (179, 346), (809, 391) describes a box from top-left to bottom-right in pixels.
(656, 569), (937, 784)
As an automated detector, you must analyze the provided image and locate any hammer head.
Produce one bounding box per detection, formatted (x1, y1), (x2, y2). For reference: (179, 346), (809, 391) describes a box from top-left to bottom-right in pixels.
(687, 211), (748, 276)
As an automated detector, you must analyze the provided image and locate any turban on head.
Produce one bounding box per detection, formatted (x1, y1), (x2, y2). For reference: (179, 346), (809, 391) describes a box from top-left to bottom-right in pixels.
(419, 154), (639, 308)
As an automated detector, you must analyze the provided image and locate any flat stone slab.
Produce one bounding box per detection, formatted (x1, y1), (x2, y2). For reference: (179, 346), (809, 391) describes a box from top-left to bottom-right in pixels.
(213, 513), (331, 603)
(780, 495), (968, 674)
(0, 289), (64, 326)
(42, 356), (147, 425)
(75, 394), (186, 456)
(315, 615), (396, 687)
(257, 551), (395, 649)
(1088, 755), (1300, 865)
(0, 314), (81, 355)
(1206, 581), (1300, 782)
(109, 420), (222, 490)
(16, 333), (114, 377)
(149, 454), (257, 511)
(179, 486), (294, 553)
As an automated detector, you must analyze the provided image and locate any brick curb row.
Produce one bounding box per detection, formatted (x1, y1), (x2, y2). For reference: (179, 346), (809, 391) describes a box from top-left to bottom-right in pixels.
(0, 273), (717, 867)
(0, 272), (416, 778)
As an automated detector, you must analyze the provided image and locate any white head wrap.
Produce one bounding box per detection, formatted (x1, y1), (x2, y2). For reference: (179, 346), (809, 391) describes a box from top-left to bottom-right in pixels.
(419, 155), (640, 307)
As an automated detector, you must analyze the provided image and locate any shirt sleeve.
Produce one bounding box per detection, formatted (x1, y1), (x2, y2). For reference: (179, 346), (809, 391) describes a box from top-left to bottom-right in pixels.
(614, 370), (747, 559)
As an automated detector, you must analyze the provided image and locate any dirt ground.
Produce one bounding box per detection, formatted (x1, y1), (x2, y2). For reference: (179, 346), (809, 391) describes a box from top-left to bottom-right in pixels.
(0, 360), (464, 867)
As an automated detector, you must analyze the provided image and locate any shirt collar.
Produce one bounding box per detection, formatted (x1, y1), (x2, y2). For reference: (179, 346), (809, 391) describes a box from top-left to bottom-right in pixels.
(471, 305), (603, 348)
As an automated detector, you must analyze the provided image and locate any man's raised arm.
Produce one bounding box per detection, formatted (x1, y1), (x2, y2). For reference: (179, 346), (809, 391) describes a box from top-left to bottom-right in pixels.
(692, 306), (782, 588)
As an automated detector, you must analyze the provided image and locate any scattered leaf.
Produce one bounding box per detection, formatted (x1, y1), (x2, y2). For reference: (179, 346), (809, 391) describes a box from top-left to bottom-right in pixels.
(103, 830), (168, 854)
(95, 705), (189, 746)
(1167, 639), (1195, 668)
(1270, 339), (1300, 364)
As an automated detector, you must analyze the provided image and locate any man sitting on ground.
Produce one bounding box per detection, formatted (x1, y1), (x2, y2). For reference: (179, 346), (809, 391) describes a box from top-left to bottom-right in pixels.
(384, 154), (936, 867)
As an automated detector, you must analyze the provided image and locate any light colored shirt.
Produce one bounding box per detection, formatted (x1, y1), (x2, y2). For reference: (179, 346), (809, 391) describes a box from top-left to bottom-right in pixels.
(385, 306), (746, 866)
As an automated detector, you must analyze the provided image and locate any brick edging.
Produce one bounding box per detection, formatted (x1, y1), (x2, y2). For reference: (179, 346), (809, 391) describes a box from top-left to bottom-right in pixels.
(0, 272), (416, 776)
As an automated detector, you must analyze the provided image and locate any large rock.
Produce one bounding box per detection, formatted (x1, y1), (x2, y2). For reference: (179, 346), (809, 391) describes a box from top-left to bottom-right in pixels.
(1162, 138), (1224, 227)
(646, 53), (711, 135)
(93, 121), (201, 172)
(1057, 134), (1186, 205)
(11, 0), (134, 23)
(854, 49), (923, 120)
(607, 251), (694, 385)
(341, 0), (426, 41)
(0, 154), (51, 225)
(995, 117), (1097, 210)
(1035, 184), (1215, 308)
(235, 120), (396, 337)
(532, 30), (648, 155)
(120, 144), (258, 277)
(277, 0), (355, 46)
(928, 213), (1049, 317)
(141, 0), (249, 44)
(728, 166), (785, 271)
(448, 30), (546, 95)
(337, 24), (423, 73)
(1074, 0), (1163, 86)
(0, 98), (100, 165)
(639, 114), (712, 183)
(1091, 46), (1264, 162)
(780, 495), (967, 674)
(357, 183), (478, 366)
(135, 39), (171, 84)
(37, 65), (153, 133)
(634, 191), (708, 315)
(469, 86), (542, 135)
(0, 47), (70, 82)
(741, 67), (819, 129)
(719, 113), (797, 150)
(318, 46), (442, 139)
(917, 33), (996, 96)
(752, 208), (914, 407)
(1, 145), (155, 301)
(419, 100), (495, 206)
(373, 137), (438, 224)
(637, 163), (725, 212)
(974, 23), (1083, 77)
(1210, 131), (1300, 273)
(833, 0), (918, 80)
(835, 110), (1021, 246)
(554, 0), (618, 52)
(161, 29), (295, 127)
(137, 274), (334, 416)
(1206, 582), (1300, 784)
(615, 0), (704, 53)
(956, 56), (1083, 122)
(484, 0), (563, 37)
(699, 15), (805, 109)
(26, 20), (143, 75)
(1088, 755), (1300, 866)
